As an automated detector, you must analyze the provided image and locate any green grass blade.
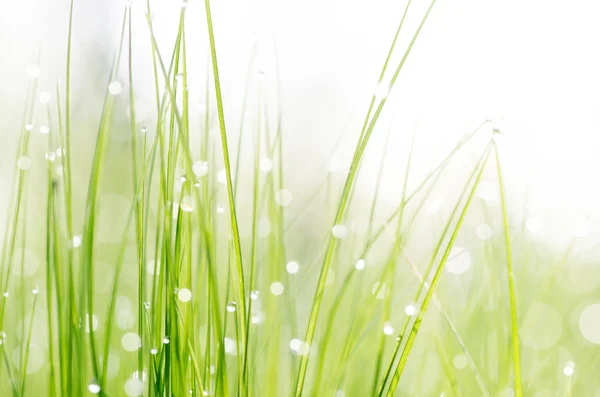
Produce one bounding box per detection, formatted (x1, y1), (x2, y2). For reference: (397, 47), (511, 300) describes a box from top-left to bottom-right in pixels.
(494, 142), (523, 397)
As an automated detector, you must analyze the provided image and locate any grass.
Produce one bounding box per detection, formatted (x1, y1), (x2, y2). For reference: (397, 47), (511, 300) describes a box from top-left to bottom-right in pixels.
(0, 0), (598, 396)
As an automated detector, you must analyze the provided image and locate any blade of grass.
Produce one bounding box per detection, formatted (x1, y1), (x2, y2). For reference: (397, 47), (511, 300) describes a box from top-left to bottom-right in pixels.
(294, 3), (438, 393)
(382, 142), (492, 397)
(494, 141), (522, 397)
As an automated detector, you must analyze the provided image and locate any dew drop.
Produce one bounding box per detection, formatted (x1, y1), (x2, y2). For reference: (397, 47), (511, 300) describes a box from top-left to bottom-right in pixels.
(332, 224), (349, 239)
(150, 347), (158, 355)
(223, 337), (237, 355)
(404, 303), (418, 316)
(250, 291), (260, 300)
(563, 361), (575, 377)
(216, 204), (225, 214)
(251, 312), (265, 324)
(217, 169), (227, 185)
(17, 156), (32, 170)
(143, 302), (150, 310)
(446, 247), (472, 275)
(526, 218), (544, 235)
(476, 224), (493, 240)
(72, 235), (82, 248)
(427, 197), (444, 214)
(383, 322), (395, 335)
(374, 83), (390, 99)
(124, 377), (144, 396)
(121, 332), (142, 352)
(289, 338), (310, 355)
(192, 161), (209, 177)
(146, 259), (160, 275)
(180, 196), (194, 212)
(260, 157), (273, 172)
(355, 259), (366, 270)
(478, 181), (499, 205)
(40, 125), (50, 134)
(270, 282), (284, 296)
(286, 261), (299, 274)
(275, 189), (293, 207)
(25, 124), (33, 131)
(162, 337), (170, 345)
(88, 382), (101, 394)
(178, 288), (192, 303)
(108, 81), (123, 95)
(226, 302), (237, 313)
(141, 125), (147, 134)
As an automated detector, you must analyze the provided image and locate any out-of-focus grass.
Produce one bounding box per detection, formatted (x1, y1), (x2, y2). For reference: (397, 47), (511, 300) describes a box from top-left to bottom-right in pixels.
(0, 1), (599, 397)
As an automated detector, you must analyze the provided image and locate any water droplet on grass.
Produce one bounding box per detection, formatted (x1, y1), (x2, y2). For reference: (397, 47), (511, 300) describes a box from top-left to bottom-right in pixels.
(270, 282), (284, 296)
(192, 161), (209, 177)
(476, 224), (493, 240)
(124, 377), (143, 396)
(178, 288), (192, 302)
(525, 218), (544, 235)
(40, 125), (50, 134)
(374, 83), (390, 99)
(88, 382), (101, 394)
(563, 361), (575, 376)
(226, 302), (237, 312)
(180, 196), (194, 212)
(121, 332), (141, 351)
(286, 261), (299, 274)
(405, 303), (418, 316)
(109, 81), (123, 95)
(355, 259), (366, 270)
(17, 157), (31, 170)
(250, 291), (260, 300)
(446, 247), (471, 274)
(332, 224), (349, 239)
(162, 337), (170, 345)
(383, 322), (394, 335)
(217, 169), (227, 185)
(150, 347), (158, 355)
(260, 157), (273, 172)
(275, 189), (293, 206)
(71, 235), (82, 248)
